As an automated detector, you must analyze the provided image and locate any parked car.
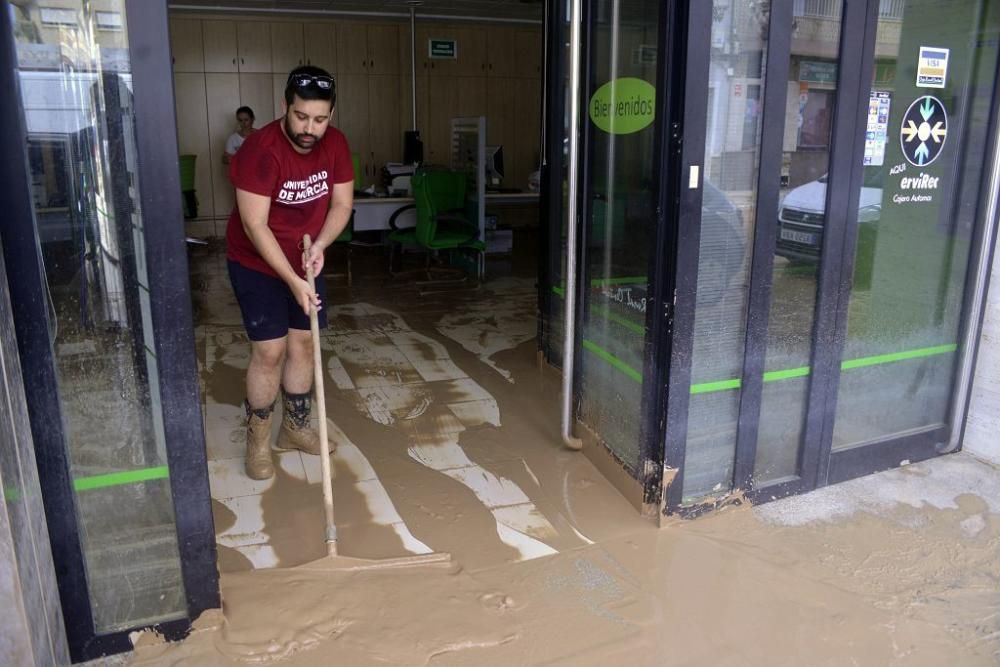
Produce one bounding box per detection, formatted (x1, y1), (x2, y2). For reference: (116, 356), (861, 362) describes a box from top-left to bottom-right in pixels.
(776, 168), (884, 262)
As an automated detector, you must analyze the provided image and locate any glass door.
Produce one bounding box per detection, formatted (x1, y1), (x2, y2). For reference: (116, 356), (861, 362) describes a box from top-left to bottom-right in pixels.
(1, 1), (217, 659)
(664, 0), (1000, 512)
(826, 0), (1000, 482)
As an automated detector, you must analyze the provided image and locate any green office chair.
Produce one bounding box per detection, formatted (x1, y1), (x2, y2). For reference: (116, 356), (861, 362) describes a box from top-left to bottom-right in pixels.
(388, 168), (485, 282)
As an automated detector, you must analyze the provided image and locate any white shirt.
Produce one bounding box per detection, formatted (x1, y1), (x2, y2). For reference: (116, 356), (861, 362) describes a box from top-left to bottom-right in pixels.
(225, 132), (246, 156)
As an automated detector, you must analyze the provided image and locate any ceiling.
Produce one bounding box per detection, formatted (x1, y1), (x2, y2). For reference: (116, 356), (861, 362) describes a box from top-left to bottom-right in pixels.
(167, 0), (544, 22)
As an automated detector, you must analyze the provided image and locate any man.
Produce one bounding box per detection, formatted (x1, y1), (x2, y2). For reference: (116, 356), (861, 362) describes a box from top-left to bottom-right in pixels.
(226, 65), (354, 480)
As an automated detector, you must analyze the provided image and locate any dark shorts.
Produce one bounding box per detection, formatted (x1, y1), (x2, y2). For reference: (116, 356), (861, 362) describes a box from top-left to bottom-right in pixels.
(228, 260), (327, 342)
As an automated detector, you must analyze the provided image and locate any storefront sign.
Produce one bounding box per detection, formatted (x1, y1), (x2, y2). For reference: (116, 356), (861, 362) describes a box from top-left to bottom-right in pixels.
(428, 39), (457, 59)
(799, 60), (838, 84)
(589, 77), (656, 135)
(864, 91), (892, 166)
(916, 46), (949, 88)
(900, 95), (947, 166)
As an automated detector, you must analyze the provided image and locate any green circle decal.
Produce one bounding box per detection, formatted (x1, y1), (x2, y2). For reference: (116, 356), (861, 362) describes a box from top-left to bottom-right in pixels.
(589, 78), (656, 135)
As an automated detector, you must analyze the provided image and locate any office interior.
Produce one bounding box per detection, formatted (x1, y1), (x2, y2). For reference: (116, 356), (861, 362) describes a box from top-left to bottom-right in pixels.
(164, 1), (624, 579)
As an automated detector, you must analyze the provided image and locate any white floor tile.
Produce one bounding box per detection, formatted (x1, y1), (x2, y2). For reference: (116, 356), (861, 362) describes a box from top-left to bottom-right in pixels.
(409, 357), (468, 382)
(208, 457), (275, 500)
(216, 495), (268, 548)
(327, 355), (356, 390)
(440, 465), (531, 509)
(276, 450), (306, 481)
(234, 543), (280, 570)
(447, 400), (501, 428)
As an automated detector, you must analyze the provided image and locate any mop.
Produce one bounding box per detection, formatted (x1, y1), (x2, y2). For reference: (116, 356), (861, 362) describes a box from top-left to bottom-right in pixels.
(300, 234), (450, 571)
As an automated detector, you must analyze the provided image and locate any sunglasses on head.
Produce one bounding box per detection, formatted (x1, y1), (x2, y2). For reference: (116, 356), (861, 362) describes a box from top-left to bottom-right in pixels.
(288, 73), (334, 90)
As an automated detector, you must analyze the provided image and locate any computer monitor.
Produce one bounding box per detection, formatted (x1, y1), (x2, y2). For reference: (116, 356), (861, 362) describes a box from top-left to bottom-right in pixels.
(485, 145), (504, 187)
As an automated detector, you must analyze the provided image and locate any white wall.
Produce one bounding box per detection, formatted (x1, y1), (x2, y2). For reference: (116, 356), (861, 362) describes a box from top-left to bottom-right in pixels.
(965, 236), (1000, 465)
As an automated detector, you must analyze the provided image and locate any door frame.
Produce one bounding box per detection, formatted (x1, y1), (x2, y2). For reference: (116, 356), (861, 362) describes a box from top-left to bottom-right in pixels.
(0, 0), (218, 660)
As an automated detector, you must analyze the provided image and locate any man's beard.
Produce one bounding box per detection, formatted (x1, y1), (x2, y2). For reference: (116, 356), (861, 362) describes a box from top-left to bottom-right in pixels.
(284, 116), (317, 150)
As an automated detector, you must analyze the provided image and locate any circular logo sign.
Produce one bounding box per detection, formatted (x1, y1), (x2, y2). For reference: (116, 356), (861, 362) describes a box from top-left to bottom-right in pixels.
(589, 78), (656, 135)
(900, 95), (948, 166)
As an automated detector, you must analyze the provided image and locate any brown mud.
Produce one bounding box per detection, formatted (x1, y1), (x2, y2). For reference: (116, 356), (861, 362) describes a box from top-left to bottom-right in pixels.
(177, 257), (999, 665)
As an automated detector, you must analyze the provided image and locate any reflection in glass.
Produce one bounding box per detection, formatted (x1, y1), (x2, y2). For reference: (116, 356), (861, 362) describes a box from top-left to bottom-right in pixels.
(682, 0), (769, 499)
(9, 1), (186, 631)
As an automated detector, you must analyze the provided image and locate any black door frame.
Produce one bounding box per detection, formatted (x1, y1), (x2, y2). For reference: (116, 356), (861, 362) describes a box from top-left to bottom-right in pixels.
(660, 0), (1000, 515)
(0, 0), (218, 660)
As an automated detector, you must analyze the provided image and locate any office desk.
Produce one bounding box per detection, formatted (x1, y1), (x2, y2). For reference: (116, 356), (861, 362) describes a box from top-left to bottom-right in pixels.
(352, 192), (539, 232)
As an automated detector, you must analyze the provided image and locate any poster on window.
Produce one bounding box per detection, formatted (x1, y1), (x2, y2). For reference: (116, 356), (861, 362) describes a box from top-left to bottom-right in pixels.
(864, 91), (892, 166)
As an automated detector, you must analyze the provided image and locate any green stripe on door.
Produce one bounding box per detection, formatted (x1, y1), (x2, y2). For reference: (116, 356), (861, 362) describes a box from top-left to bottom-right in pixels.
(73, 466), (170, 492)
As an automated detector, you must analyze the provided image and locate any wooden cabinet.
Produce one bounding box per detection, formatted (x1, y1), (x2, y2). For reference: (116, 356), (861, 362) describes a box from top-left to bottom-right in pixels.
(453, 25), (486, 76)
(169, 18), (203, 72)
(237, 22), (271, 73)
(515, 30), (542, 77)
(338, 23), (399, 75)
(512, 77), (542, 188)
(337, 22), (369, 74)
(367, 24), (399, 74)
(202, 20), (238, 72)
(238, 73), (274, 126)
(173, 73), (213, 220)
(303, 23), (336, 70)
(486, 26), (517, 78)
(205, 73), (241, 219)
(335, 74), (371, 183)
(270, 22), (303, 73)
(368, 75), (402, 176)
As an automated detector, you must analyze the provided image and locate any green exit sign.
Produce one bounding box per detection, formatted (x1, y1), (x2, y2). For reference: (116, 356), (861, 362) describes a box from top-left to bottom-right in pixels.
(429, 39), (457, 59)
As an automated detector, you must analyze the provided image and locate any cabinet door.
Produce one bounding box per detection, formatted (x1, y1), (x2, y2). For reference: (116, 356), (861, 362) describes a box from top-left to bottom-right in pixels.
(202, 21), (238, 73)
(169, 18), (203, 72)
(486, 26), (517, 78)
(367, 24), (399, 75)
(237, 22), (271, 73)
(454, 25), (487, 77)
(238, 74), (274, 127)
(272, 74), (286, 120)
(205, 73), (241, 219)
(369, 75), (401, 173)
(336, 23), (369, 74)
(336, 74), (371, 184)
(173, 73), (213, 220)
(270, 22), (304, 74)
(425, 75), (457, 165)
(514, 29), (542, 78)
(512, 77), (542, 188)
(303, 23), (336, 70)
(486, 77), (518, 174)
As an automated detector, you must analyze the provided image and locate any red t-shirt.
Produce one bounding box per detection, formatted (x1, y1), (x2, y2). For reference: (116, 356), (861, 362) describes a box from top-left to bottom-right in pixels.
(226, 119), (353, 278)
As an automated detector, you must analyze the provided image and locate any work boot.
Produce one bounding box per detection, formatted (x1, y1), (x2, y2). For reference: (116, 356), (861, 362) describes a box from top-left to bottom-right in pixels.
(275, 389), (327, 456)
(245, 401), (275, 480)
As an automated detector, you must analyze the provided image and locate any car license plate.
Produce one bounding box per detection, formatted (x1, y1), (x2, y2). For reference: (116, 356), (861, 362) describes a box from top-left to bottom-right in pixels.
(780, 229), (817, 245)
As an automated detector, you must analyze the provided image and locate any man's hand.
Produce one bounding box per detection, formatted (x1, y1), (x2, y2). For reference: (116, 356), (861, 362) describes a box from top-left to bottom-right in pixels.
(302, 241), (326, 278)
(290, 276), (321, 316)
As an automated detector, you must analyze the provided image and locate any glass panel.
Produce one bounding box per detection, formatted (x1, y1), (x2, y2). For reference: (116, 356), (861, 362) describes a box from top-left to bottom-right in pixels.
(577, 0), (659, 472)
(682, 1), (769, 499)
(832, 0), (1000, 449)
(10, 1), (186, 631)
(753, 5), (845, 484)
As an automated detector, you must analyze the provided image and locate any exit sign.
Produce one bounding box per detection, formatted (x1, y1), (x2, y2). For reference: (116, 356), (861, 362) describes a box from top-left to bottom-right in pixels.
(429, 39), (457, 59)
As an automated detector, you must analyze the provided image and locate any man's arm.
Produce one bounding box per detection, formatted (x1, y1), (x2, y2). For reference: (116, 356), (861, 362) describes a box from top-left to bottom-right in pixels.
(304, 180), (354, 277)
(236, 188), (317, 314)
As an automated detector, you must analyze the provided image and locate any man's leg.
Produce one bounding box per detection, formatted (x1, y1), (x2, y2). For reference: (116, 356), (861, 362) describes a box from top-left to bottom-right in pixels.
(275, 328), (324, 455)
(248, 337), (287, 409)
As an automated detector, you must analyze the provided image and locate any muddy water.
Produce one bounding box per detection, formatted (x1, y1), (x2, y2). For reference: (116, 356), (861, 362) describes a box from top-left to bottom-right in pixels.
(131, 496), (999, 665)
(183, 268), (998, 665)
